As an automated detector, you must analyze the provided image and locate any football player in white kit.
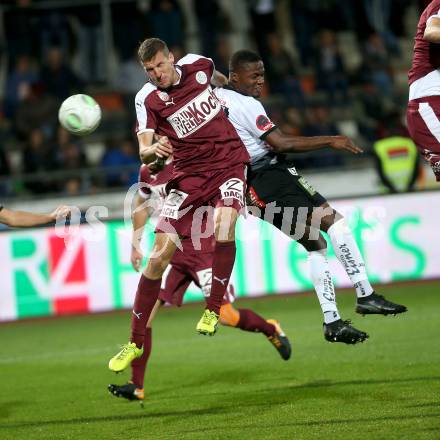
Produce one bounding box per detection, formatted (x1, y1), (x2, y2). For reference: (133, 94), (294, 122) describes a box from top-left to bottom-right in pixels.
(215, 50), (407, 345)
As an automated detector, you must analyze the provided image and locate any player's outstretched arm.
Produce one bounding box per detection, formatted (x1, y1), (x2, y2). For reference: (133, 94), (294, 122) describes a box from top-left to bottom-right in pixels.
(138, 132), (173, 164)
(0, 205), (71, 227)
(131, 194), (151, 272)
(424, 17), (440, 43)
(265, 129), (363, 154)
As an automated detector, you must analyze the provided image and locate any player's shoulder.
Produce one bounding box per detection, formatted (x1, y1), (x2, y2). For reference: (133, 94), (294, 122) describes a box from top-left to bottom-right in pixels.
(177, 53), (213, 67)
(177, 54), (214, 75)
(217, 87), (264, 111)
(135, 82), (157, 105)
(430, 0), (440, 11)
(425, 0), (440, 18)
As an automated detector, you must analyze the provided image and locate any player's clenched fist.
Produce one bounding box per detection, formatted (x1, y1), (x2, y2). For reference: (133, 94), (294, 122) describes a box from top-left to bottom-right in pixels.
(153, 135), (173, 159)
(131, 247), (143, 272)
(139, 133), (173, 164)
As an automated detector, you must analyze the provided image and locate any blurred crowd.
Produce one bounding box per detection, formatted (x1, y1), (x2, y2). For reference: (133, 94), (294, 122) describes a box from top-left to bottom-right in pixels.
(0, 0), (431, 198)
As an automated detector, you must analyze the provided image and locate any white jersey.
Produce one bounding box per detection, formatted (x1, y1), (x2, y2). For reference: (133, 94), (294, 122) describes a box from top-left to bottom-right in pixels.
(215, 87), (277, 166)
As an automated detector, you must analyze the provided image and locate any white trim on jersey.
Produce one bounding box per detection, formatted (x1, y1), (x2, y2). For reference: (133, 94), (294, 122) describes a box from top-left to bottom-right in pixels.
(137, 128), (155, 135)
(177, 53), (215, 82)
(136, 185), (165, 228)
(215, 87), (274, 164)
(135, 82), (157, 133)
(138, 188), (150, 199)
(427, 9), (440, 25)
(177, 53), (213, 66)
(418, 102), (440, 143)
(409, 68), (440, 100)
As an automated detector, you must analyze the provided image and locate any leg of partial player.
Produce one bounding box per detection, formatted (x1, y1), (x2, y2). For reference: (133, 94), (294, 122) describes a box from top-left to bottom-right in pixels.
(196, 206), (239, 336)
(219, 301), (292, 360)
(109, 233), (178, 372)
(108, 299), (163, 401)
(325, 214), (408, 316)
(107, 328), (151, 401)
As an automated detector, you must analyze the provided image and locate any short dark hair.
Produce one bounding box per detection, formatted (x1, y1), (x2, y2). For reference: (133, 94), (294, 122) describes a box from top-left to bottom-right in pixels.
(229, 50), (262, 72)
(138, 38), (169, 63)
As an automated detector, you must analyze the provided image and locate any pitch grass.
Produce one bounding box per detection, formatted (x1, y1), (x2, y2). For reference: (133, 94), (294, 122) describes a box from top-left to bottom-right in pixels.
(0, 283), (439, 440)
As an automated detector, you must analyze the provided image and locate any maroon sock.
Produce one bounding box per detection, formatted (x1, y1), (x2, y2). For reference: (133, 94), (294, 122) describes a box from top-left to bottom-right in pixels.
(131, 327), (152, 388)
(130, 276), (161, 348)
(237, 308), (276, 337)
(207, 240), (236, 314)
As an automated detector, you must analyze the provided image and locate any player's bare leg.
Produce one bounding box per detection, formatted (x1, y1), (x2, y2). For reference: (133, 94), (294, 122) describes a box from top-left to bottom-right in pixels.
(109, 233), (177, 372)
(196, 206), (239, 336)
(220, 303), (292, 360)
(316, 203), (408, 316)
(109, 260), (192, 401)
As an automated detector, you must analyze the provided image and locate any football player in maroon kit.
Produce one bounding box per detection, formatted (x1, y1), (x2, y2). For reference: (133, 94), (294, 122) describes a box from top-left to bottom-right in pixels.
(0, 205), (71, 227)
(407, 0), (440, 181)
(108, 161), (291, 401)
(109, 38), (250, 373)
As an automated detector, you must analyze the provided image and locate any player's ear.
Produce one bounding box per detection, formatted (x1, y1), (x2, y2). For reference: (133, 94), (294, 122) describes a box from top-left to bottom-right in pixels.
(168, 52), (175, 64)
(229, 71), (238, 83)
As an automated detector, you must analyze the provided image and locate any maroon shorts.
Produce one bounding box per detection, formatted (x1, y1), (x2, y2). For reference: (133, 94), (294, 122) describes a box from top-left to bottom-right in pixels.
(407, 96), (440, 180)
(155, 164), (247, 237)
(158, 247), (235, 307)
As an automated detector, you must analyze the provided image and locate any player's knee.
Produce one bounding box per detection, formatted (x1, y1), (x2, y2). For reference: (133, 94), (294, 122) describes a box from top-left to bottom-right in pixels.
(214, 207), (239, 242)
(322, 210), (345, 233)
(298, 229), (327, 252)
(144, 256), (168, 278)
(316, 233), (328, 250)
(327, 217), (348, 236)
(310, 204), (340, 232)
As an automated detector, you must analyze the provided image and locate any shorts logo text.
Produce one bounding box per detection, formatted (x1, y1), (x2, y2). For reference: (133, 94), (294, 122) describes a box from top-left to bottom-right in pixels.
(160, 190), (189, 220)
(219, 178), (244, 205)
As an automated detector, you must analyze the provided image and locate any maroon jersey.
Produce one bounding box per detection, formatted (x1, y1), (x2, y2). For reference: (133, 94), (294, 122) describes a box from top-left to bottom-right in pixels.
(137, 162), (215, 253)
(138, 162), (173, 201)
(137, 163), (236, 304)
(409, 0), (440, 99)
(135, 54), (249, 174)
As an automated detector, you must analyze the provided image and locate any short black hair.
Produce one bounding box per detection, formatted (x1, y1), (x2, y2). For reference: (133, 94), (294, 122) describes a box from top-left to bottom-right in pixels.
(229, 50), (262, 73)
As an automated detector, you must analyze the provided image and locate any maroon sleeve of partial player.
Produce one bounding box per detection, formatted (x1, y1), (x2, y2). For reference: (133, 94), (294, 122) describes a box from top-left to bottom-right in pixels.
(138, 165), (152, 197)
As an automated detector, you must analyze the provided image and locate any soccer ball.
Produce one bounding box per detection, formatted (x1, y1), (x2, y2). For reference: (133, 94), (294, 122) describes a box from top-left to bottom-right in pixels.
(58, 94), (101, 136)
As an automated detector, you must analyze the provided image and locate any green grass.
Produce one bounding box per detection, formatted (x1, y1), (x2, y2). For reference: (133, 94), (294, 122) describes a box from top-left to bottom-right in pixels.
(0, 283), (439, 440)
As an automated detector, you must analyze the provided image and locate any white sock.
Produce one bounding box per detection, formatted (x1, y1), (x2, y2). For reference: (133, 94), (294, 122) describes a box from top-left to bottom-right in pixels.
(309, 248), (341, 324)
(327, 219), (374, 298)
